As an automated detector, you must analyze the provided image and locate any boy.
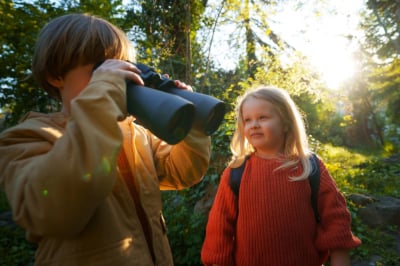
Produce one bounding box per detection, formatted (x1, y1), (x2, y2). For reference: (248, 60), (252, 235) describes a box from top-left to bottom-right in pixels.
(0, 13), (210, 265)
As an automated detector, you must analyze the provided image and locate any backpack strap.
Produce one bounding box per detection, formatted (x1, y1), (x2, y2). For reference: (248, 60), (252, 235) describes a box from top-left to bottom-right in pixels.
(309, 153), (321, 223)
(229, 157), (248, 197)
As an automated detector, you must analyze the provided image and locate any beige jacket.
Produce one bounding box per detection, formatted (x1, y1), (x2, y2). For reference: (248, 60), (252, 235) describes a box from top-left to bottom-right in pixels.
(0, 71), (211, 265)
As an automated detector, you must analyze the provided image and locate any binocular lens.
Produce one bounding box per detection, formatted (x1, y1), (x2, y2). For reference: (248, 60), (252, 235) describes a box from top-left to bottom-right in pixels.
(167, 88), (226, 136)
(167, 108), (194, 142)
(202, 101), (226, 135)
(126, 83), (196, 144)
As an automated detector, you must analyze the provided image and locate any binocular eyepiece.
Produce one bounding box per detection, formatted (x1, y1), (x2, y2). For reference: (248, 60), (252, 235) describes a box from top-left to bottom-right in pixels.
(94, 62), (226, 144)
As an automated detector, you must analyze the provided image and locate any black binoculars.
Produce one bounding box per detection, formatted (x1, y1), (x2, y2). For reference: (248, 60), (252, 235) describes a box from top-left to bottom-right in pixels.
(95, 62), (226, 144)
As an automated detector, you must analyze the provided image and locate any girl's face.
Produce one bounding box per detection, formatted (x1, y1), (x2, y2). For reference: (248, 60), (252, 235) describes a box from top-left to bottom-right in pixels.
(242, 97), (286, 157)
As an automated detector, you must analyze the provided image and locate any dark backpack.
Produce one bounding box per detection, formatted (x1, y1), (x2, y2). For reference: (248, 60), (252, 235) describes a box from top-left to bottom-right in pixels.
(229, 153), (321, 223)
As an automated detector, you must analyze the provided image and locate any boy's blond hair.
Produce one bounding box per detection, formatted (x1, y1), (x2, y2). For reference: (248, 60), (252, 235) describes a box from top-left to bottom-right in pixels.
(230, 86), (312, 181)
(32, 13), (135, 100)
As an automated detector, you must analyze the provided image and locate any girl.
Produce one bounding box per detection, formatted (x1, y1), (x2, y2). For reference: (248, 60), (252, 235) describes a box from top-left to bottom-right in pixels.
(201, 86), (361, 266)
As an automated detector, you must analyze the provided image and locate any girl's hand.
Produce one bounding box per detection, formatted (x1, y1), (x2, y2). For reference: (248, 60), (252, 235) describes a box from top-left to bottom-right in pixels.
(330, 249), (350, 266)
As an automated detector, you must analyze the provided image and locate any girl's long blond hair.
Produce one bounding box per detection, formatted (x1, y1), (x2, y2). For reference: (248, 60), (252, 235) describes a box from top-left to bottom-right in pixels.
(229, 86), (313, 181)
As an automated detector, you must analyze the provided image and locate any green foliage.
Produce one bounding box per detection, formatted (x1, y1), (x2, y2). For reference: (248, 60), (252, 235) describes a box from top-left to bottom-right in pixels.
(129, 0), (207, 83)
(0, 189), (10, 212)
(1, 0), (400, 265)
(0, 0), (63, 126)
(369, 58), (400, 126)
(0, 225), (36, 266)
(162, 201), (206, 265)
(352, 158), (400, 197)
(363, 0), (400, 58)
(320, 144), (400, 197)
(348, 201), (400, 266)
(0, 0), (149, 127)
(160, 122), (235, 265)
(161, 179), (210, 266)
(317, 145), (400, 265)
(343, 0), (400, 150)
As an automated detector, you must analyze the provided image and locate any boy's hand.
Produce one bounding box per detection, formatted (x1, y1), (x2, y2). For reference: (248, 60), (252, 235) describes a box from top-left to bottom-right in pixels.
(94, 59), (144, 86)
(173, 80), (193, 92)
(162, 74), (193, 92)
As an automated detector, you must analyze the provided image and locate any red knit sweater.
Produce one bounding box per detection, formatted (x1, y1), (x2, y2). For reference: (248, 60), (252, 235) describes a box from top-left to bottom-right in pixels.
(201, 155), (361, 266)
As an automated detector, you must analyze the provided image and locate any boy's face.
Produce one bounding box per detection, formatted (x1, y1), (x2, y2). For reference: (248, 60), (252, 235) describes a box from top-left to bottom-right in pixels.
(242, 97), (286, 157)
(60, 64), (95, 103)
(48, 64), (94, 113)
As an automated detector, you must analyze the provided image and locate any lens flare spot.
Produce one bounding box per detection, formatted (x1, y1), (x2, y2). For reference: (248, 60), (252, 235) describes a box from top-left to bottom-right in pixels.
(121, 237), (133, 250)
(101, 157), (111, 174)
(42, 189), (48, 196)
(82, 173), (92, 182)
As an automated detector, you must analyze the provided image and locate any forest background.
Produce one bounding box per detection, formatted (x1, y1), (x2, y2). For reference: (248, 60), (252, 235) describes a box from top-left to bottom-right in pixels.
(0, 0), (399, 265)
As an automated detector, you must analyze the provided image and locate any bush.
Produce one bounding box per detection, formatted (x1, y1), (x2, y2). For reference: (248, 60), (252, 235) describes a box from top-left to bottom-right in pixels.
(161, 179), (210, 266)
(0, 225), (36, 266)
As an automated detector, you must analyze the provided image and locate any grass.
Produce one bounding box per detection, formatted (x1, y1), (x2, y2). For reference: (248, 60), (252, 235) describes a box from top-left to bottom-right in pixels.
(317, 144), (400, 265)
